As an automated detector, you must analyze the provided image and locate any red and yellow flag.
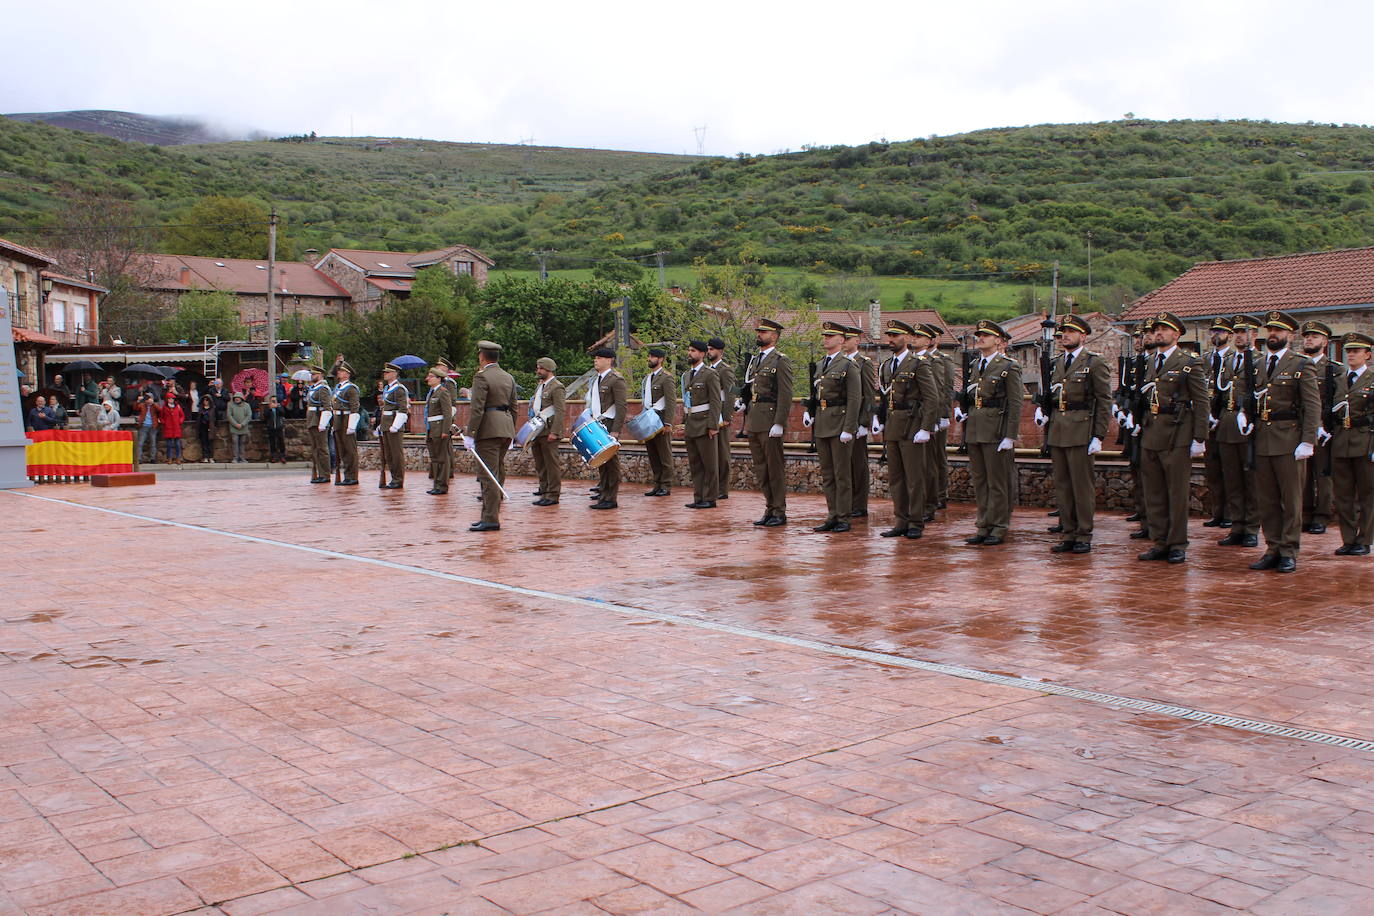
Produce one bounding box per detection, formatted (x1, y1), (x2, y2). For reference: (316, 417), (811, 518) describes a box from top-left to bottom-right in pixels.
(26, 430), (134, 476)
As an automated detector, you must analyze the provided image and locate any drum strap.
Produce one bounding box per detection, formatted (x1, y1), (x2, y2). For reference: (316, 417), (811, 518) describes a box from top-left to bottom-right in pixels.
(538, 405), (556, 420)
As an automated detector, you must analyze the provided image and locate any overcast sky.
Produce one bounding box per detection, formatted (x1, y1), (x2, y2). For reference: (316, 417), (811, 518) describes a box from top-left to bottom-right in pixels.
(6, 0), (1373, 155)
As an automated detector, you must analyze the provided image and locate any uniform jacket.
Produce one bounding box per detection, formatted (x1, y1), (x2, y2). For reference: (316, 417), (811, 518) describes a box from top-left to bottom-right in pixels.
(849, 352), (878, 427)
(1216, 348), (1255, 446)
(925, 348), (955, 420)
(642, 368), (676, 422)
(1046, 348), (1112, 448)
(379, 381), (409, 430)
(964, 354), (1024, 445)
(425, 385), (454, 438)
(332, 381), (361, 423)
(711, 359), (735, 428)
(306, 381), (331, 415)
(1308, 354), (1350, 434)
(529, 377), (566, 439)
(1253, 349), (1320, 456)
(467, 363), (517, 440)
(812, 353), (860, 438)
(879, 350), (939, 442)
(680, 363), (722, 438)
(1332, 366), (1374, 458)
(591, 370), (629, 435)
(1141, 346), (1207, 451)
(744, 348), (792, 433)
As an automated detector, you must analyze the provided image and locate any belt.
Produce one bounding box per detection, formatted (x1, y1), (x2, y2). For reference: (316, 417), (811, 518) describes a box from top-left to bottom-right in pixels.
(687, 404), (711, 414)
(1264, 409), (1299, 421)
(488, 405), (511, 411)
(754, 396), (777, 403)
(1346, 415), (1372, 429)
(1062, 400), (1093, 411)
(977, 398), (1006, 408)
(819, 398), (847, 408)
(1153, 402), (1186, 416)
(890, 402), (918, 411)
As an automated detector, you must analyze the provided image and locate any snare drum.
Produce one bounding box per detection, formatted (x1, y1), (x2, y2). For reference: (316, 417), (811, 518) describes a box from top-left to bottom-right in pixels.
(512, 415), (545, 450)
(572, 415), (619, 467)
(624, 408), (665, 442)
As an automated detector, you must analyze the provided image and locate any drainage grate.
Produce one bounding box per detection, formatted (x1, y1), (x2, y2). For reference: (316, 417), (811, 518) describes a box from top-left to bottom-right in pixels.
(15, 491), (1374, 755)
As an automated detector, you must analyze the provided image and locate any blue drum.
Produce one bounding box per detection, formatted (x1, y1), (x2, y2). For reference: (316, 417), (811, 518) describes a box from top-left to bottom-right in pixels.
(511, 416), (545, 450)
(572, 415), (619, 467)
(625, 407), (665, 442)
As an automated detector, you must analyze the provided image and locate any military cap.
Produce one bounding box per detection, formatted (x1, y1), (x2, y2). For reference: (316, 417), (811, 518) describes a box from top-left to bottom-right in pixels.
(382, 361), (402, 374)
(309, 363), (324, 373)
(1208, 316), (1234, 333)
(1133, 321), (1151, 335)
(1149, 312), (1186, 334)
(687, 340), (709, 353)
(920, 323), (944, 340)
(883, 318), (915, 335)
(426, 365), (447, 379)
(476, 340), (503, 353)
(1059, 314), (1092, 335)
(1300, 319), (1334, 338)
(436, 356), (455, 370)
(820, 320), (847, 336)
(1262, 310), (1299, 332)
(843, 325), (864, 338)
(1231, 314), (1262, 331)
(755, 317), (784, 333)
(591, 346), (616, 359)
(536, 356), (557, 371)
(910, 323), (936, 339)
(1342, 331), (1373, 349)
(707, 337), (727, 350)
(647, 346), (668, 358)
(334, 360), (354, 375)
(974, 319), (1012, 340)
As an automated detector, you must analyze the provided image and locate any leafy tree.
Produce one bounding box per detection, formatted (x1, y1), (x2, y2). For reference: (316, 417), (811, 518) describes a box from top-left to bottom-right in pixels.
(591, 256), (645, 287)
(409, 266), (474, 366)
(165, 196), (288, 259)
(471, 275), (611, 388)
(157, 290), (247, 343)
(326, 296), (447, 387)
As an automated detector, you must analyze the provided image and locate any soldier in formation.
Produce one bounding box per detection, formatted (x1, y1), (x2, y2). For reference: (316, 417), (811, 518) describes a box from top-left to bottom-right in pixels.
(805, 321), (861, 532)
(743, 318), (793, 527)
(680, 340), (722, 508)
(529, 357), (565, 506)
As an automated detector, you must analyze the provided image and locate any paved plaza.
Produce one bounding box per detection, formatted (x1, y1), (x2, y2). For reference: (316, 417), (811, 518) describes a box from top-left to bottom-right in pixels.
(2, 474), (1373, 914)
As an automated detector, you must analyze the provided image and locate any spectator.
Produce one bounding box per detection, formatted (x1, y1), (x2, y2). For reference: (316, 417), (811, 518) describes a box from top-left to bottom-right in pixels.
(196, 396), (215, 463)
(227, 392), (252, 463)
(98, 376), (122, 409)
(49, 373), (72, 402)
(77, 375), (101, 408)
(78, 397), (103, 430)
(207, 378), (228, 422)
(27, 396), (55, 431)
(133, 392), (161, 466)
(96, 399), (121, 431)
(275, 374), (289, 403)
(187, 381), (202, 421)
(160, 393), (186, 464)
(48, 396), (69, 429)
(263, 395), (286, 463)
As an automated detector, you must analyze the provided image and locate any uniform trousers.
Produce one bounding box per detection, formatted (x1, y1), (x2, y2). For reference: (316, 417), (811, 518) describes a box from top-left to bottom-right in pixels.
(716, 423), (732, 497)
(746, 431), (787, 518)
(308, 424), (330, 478)
(381, 429), (405, 483)
(816, 435), (852, 522)
(848, 431), (870, 513)
(531, 437), (561, 499)
(597, 433), (622, 504)
(334, 427), (358, 480)
(1050, 445), (1096, 542)
(685, 433), (718, 504)
(934, 427), (950, 508)
(475, 437), (510, 523)
(1216, 441), (1257, 535)
(1141, 443), (1191, 550)
(1332, 455), (1374, 547)
(968, 441), (1014, 538)
(426, 430), (451, 490)
(885, 438), (926, 531)
(1302, 444), (1335, 526)
(645, 425), (673, 491)
(1254, 453), (1304, 558)
(1203, 434), (1226, 518)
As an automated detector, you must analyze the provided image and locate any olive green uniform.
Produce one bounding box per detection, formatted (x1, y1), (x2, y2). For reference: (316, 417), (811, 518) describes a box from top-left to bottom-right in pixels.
(744, 348), (793, 519)
(1303, 353), (1348, 529)
(331, 379), (361, 482)
(641, 367), (676, 492)
(466, 363), (517, 524)
(1332, 365), (1374, 547)
(379, 379), (409, 486)
(425, 384), (453, 489)
(847, 352), (878, 514)
(305, 379), (332, 480)
(711, 358), (735, 498)
(681, 363), (722, 504)
(1140, 346), (1207, 551)
(1202, 347), (1233, 520)
(1253, 349), (1321, 560)
(881, 350), (940, 533)
(1047, 348), (1113, 543)
(925, 348), (955, 516)
(590, 369), (629, 503)
(965, 354), (1024, 539)
(529, 376), (566, 500)
(812, 353), (861, 523)
(1216, 348), (1259, 537)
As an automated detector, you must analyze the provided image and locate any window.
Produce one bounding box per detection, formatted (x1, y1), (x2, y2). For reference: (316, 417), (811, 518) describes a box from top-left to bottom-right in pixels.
(52, 300), (66, 331)
(74, 303), (87, 331)
(454, 260), (472, 276)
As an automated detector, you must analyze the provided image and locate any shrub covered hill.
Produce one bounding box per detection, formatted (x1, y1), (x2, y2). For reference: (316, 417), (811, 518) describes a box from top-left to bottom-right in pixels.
(5, 116), (1374, 308)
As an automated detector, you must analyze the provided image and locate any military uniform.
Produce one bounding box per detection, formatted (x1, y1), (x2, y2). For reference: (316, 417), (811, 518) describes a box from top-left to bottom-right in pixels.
(589, 364), (629, 506)
(1215, 326), (1260, 544)
(681, 353), (722, 507)
(810, 325), (862, 530)
(880, 323), (940, 537)
(1202, 320), (1235, 525)
(331, 368), (361, 485)
(963, 321), (1024, 543)
(424, 375), (453, 493)
(529, 362), (566, 503)
(844, 328), (878, 516)
(466, 345), (517, 527)
(1302, 326), (1348, 532)
(378, 367), (410, 488)
(709, 348), (735, 499)
(1138, 314), (1208, 560)
(640, 354), (676, 495)
(1126, 331), (1156, 536)
(1045, 317), (1112, 550)
(1331, 332), (1374, 554)
(304, 370), (332, 482)
(922, 329), (955, 517)
(744, 322), (793, 524)
(1249, 312), (1321, 569)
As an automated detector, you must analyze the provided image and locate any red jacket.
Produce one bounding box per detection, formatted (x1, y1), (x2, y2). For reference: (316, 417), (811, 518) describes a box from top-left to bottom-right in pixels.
(159, 403), (185, 437)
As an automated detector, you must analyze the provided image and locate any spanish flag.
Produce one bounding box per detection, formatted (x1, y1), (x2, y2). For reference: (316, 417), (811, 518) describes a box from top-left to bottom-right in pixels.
(26, 430), (134, 476)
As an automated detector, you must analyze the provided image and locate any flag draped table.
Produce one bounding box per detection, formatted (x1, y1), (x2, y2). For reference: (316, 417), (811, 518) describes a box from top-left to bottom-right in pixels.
(25, 430), (134, 479)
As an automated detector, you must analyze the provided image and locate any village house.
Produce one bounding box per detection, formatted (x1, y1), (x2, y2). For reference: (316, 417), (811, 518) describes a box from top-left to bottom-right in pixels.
(40, 271), (106, 347)
(308, 245), (494, 310)
(143, 254), (352, 330)
(1000, 310), (1124, 396)
(2, 237), (61, 384)
(1119, 246), (1374, 358)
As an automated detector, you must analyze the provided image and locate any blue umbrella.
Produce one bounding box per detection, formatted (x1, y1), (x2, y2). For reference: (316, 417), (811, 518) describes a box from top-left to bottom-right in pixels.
(390, 355), (428, 370)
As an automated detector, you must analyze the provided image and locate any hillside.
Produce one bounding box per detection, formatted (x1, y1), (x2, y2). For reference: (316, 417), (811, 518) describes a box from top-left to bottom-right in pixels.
(5, 117), (1374, 310)
(2, 110), (254, 146)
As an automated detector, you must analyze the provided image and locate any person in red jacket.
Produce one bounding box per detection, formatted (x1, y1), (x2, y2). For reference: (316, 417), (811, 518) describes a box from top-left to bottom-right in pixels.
(160, 396), (186, 464)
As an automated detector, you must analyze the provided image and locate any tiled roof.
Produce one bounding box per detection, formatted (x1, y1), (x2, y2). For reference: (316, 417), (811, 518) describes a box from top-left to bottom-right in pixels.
(41, 271), (109, 294)
(0, 237), (57, 265)
(145, 255), (349, 298)
(365, 277), (411, 292)
(1004, 311), (1110, 347)
(325, 244), (494, 275)
(13, 327), (60, 345)
(1121, 247), (1374, 321)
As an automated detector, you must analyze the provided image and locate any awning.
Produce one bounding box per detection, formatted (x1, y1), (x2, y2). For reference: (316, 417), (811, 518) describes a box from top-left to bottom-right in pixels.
(13, 327), (60, 346)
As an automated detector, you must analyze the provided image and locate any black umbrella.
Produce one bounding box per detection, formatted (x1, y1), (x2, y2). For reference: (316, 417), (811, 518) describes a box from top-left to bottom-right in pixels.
(56, 359), (104, 371)
(120, 363), (167, 378)
(157, 366), (182, 379)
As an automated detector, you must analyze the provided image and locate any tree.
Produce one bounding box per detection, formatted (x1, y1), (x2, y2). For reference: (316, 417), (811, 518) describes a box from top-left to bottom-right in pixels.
(165, 196), (287, 259)
(408, 266), (474, 366)
(471, 276), (609, 387)
(157, 290), (247, 343)
(591, 256), (645, 287)
(327, 296), (447, 386)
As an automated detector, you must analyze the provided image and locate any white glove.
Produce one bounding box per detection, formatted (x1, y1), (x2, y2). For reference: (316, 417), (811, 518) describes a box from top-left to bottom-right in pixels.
(997, 437), (1014, 452)
(870, 417), (883, 436)
(461, 435), (475, 451)
(1124, 412), (1136, 431)
(953, 407), (967, 423)
(346, 412), (360, 434)
(768, 424), (784, 438)
(1237, 411), (1249, 435)
(388, 413), (407, 433)
(1034, 407), (1048, 427)
(938, 417), (950, 430)
(1113, 407), (1126, 424)
(1294, 442), (1314, 460)
(913, 429), (931, 444)
(1209, 415), (1219, 431)
(1190, 440), (1205, 458)
(801, 411), (813, 428)
(318, 410), (332, 432)
(856, 426), (867, 439)
(733, 398), (744, 412)
(1088, 437), (1102, 456)
(1317, 427), (1332, 446)
(839, 431), (853, 444)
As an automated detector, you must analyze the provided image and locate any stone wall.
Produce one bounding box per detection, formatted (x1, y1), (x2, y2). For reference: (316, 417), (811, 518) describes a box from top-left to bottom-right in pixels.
(137, 419), (311, 463)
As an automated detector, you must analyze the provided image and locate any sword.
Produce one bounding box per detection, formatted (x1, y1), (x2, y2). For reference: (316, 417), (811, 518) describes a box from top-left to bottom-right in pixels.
(462, 438), (510, 500)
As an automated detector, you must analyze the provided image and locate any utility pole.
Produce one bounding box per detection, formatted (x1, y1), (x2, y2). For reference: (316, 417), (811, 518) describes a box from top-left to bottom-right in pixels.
(533, 250), (552, 280)
(1051, 260), (1059, 322)
(655, 251), (666, 288)
(693, 125), (707, 156)
(266, 208), (278, 378)
(1086, 231), (1093, 305)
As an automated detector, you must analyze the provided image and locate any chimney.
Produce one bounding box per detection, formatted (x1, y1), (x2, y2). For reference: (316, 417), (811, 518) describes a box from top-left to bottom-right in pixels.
(868, 298), (881, 341)
(304, 248), (320, 266)
(179, 266), (191, 285)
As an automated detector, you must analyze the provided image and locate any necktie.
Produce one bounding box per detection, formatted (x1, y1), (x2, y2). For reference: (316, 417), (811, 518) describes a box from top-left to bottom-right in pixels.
(1350, 371), (1358, 389)
(1064, 352), (1074, 373)
(821, 356), (831, 373)
(1211, 352), (1220, 374)
(1156, 354), (1164, 373)
(979, 358), (988, 374)
(1267, 355), (1278, 377)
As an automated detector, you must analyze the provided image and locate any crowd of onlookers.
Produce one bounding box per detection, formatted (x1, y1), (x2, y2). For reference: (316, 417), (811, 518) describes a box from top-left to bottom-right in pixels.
(21, 371), (307, 465)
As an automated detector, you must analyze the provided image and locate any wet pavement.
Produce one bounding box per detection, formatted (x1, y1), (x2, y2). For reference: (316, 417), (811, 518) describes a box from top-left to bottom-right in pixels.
(1, 474), (1372, 914)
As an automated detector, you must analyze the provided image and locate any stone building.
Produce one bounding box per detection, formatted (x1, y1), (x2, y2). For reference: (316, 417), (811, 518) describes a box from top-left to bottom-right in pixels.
(39, 271), (106, 347)
(143, 254), (352, 330)
(1003, 311), (1124, 396)
(1, 237), (59, 384)
(309, 245), (494, 311)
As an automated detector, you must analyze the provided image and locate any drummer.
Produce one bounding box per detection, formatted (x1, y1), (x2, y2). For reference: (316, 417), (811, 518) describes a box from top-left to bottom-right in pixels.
(641, 346), (676, 497)
(588, 347), (628, 510)
(530, 356), (565, 506)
